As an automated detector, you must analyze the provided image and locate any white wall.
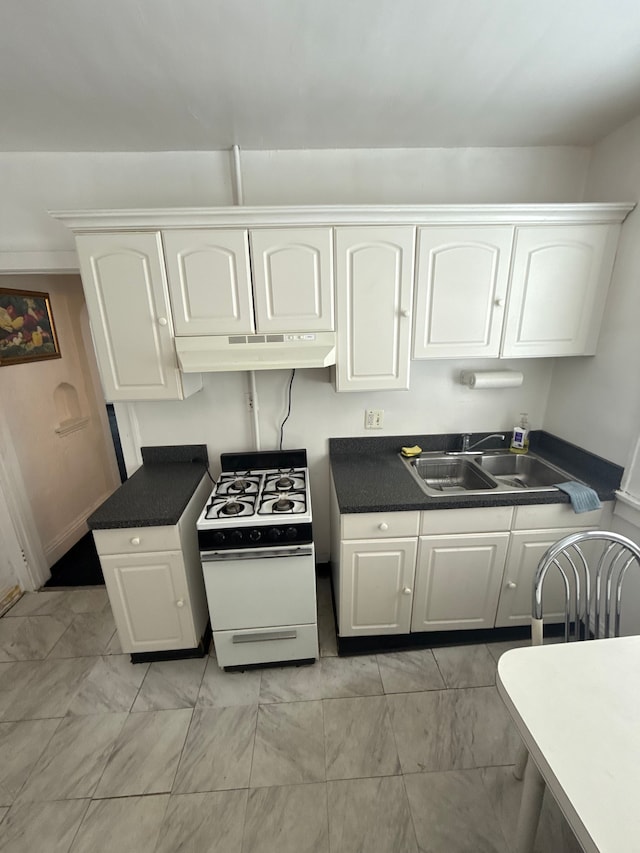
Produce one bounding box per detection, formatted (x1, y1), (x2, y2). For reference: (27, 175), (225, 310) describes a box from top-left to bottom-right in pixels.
(0, 145), (592, 561)
(0, 147), (589, 253)
(545, 118), (640, 469)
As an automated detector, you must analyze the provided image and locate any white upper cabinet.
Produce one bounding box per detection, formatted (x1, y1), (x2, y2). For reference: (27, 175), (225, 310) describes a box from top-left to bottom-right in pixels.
(335, 226), (415, 391)
(250, 228), (334, 332)
(162, 229), (254, 336)
(502, 224), (620, 357)
(75, 233), (201, 402)
(413, 226), (513, 358)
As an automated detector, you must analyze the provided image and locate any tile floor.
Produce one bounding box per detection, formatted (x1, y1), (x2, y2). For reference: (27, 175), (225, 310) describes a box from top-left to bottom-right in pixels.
(0, 578), (581, 853)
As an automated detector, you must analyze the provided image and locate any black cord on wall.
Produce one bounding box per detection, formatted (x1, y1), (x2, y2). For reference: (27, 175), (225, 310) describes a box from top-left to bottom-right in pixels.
(278, 369), (296, 450)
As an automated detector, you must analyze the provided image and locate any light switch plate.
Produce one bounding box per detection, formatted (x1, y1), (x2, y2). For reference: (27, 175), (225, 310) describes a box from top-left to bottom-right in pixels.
(365, 409), (384, 429)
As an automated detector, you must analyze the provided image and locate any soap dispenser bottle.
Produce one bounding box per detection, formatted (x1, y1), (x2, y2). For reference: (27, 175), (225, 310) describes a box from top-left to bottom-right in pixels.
(510, 413), (530, 455)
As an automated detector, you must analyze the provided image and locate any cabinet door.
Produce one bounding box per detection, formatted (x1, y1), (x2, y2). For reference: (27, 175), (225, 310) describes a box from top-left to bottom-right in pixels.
(335, 226), (415, 391)
(412, 533), (509, 631)
(162, 229), (254, 335)
(250, 228), (334, 332)
(76, 233), (188, 401)
(413, 226), (513, 358)
(338, 538), (417, 636)
(494, 528), (588, 628)
(101, 550), (196, 652)
(502, 224), (619, 357)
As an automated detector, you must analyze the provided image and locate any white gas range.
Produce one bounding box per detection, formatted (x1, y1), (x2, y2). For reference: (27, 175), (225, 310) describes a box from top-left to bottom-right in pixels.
(196, 449), (318, 669)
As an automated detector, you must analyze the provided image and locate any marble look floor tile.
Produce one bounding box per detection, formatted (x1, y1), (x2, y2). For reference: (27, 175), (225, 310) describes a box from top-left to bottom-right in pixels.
(67, 656), (149, 715)
(243, 783), (329, 853)
(69, 794), (170, 853)
(17, 713), (127, 802)
(486, 637), (532, 664)
(0, 807), (7, 825)
(324, 695), (400, 780)
(456, 686), (520, 768)
(131, 658), (206, 711)
(432, 643), (497, 688)
(196, 657), (261, 708)
(0, 658), (97, 720)
(251, 701), (325, 787)
(405, 769), (510, 853)
(4, 591), (71, 621)
(480, 766), (583, 853)
(104, 630), (122, 655)
(0, 719), (61, 805)
(172, 705), (256, 793)
(155, 790), (247, 853)
(376, 649), (445, 693)
(327, 776), (418, 853)
(317, 575), (338, 658)
(259, 655), (382, 703)
(0, 615), (69, 661)
(94, 708), (192, 798)
(387, 690), (473, 773)
(47, 610), (117, 659)
(64, 589), (110, 615)
(0, 799), (90, 853)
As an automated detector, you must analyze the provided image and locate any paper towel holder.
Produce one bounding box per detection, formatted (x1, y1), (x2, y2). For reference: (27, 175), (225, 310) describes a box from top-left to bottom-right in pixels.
(459, 369), (524, 389)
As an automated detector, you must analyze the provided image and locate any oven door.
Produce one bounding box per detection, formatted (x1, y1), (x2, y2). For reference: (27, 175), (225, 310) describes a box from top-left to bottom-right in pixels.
(200, 544), (317, 631)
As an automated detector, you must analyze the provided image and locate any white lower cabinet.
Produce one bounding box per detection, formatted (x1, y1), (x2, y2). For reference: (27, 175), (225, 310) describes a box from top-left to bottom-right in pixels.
(337, 539), (418, 636)
(331, 494), (605, 638)
(412, 533), (509, 631)
(93, 476), (210, 655)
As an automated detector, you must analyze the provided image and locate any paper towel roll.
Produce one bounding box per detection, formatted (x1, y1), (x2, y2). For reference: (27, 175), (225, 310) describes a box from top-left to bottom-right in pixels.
(460, 370), (524, 389)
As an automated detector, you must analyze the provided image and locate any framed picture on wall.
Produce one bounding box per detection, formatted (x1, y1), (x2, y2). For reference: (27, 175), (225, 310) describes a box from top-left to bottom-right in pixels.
(0, 288), (61, 366)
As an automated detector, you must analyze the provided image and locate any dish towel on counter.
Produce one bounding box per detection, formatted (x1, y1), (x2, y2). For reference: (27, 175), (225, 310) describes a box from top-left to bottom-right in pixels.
(554, 481), (602, 513)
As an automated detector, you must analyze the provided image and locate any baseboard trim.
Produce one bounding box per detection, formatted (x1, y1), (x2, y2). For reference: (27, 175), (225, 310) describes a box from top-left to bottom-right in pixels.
(0, 585), (21, 617)
(43, 492), (113, 566)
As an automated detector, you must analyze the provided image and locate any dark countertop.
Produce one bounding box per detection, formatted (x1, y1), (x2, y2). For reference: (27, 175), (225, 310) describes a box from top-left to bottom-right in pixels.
(88, 445), (210, 529)
(329, 431), (623, 514)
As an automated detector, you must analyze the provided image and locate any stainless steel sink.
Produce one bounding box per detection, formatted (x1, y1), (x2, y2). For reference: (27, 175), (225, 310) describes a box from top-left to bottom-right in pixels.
(410, 456), (497, 493)
(475, 452), (569, 489)
(401, 450), (577, 497)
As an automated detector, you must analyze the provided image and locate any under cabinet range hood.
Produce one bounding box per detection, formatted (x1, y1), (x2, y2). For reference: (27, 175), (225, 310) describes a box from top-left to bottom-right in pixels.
(175, 332), (336, 373)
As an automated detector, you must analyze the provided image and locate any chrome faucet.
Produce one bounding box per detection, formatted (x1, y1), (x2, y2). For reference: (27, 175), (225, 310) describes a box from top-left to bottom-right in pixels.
(460, 432), (506, 452)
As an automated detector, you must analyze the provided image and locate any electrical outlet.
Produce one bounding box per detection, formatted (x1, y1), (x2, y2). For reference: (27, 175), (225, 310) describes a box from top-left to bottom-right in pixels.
(365, 409), (384, 429)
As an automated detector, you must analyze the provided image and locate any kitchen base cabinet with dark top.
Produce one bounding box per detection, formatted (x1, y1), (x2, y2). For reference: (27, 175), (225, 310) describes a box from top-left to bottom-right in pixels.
(88, 445), (212, 662)
(329, 433), (618, 653)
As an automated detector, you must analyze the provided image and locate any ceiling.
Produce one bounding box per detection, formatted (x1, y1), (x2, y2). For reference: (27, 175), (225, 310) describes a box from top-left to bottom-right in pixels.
(3, 0), (640, 152)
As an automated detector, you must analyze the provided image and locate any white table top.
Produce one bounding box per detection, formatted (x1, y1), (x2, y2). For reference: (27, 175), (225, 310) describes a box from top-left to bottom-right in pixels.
(497, 636), (640, 853)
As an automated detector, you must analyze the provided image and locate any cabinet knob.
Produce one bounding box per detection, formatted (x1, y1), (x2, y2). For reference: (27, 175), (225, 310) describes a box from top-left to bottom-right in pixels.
(400, 309), (410, 318)
(494, 298), (504, 308)
(506, 581), (517, 589)
(130, 536), (141, 546)
(158, 317), (168, 326)
(176, 599), (185, 608)
(378, 522), (389, 531)
(402, 587), (412, 595)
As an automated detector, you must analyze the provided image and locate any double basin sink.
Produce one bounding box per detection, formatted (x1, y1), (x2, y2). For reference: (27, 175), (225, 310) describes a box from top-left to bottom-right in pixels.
(401, 450), (578, 497)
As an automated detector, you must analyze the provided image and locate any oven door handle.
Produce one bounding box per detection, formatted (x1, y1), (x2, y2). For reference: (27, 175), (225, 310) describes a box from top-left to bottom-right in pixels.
(200, 546), (313, 562)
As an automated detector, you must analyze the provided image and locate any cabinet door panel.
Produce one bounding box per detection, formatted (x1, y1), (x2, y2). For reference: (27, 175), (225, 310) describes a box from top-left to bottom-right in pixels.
(250, 228), (333, 332)
(502, 224), (618, 357)
(495, 528), (589, 628)
(76, 233), (184, 401)
(412, 533), (509, 631)
(101, 551), (195, 652)
(339, 539), (417, 636)
(336, 226), (414, 391)
(413, 227), (513, 358)
(163, 229), (254, 335)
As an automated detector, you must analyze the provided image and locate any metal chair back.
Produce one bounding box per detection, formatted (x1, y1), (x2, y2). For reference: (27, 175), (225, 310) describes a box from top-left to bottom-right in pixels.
(531, 529), (640, 645)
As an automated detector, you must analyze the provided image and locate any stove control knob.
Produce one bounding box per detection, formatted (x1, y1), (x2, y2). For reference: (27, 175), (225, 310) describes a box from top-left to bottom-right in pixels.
(212, 531), (226, 544)
(229, 530), (243, 543)
(285, 527), (298, 540)
(249, 529), (261, 542)
(270, 528), (282, 541)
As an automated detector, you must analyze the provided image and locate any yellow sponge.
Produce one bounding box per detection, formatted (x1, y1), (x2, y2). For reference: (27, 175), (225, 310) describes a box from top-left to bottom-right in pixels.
(400, 445), (422, 457)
